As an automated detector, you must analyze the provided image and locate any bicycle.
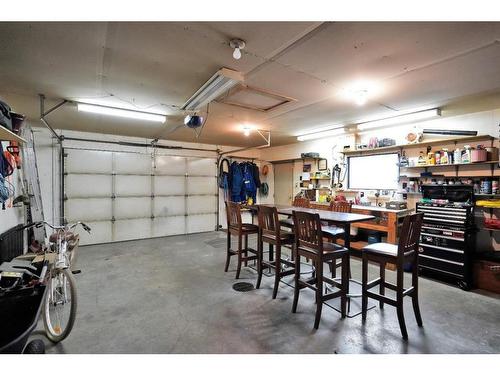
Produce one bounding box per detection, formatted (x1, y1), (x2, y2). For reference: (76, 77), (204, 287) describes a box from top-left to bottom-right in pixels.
(33, 221), (91, 343)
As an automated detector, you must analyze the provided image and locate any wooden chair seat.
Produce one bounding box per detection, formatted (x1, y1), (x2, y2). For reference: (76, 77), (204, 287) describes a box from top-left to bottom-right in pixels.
(321, 225), (345, 238)
(362, 242), (398, 257)
(262, 230), (294, 244)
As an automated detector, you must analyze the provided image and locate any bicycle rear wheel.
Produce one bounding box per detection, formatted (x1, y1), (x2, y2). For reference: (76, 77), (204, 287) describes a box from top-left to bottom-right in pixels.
(42, 268), (77, 343)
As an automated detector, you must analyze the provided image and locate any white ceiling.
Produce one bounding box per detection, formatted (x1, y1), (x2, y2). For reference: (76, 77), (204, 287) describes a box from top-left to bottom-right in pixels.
(0, 22), (499, 146)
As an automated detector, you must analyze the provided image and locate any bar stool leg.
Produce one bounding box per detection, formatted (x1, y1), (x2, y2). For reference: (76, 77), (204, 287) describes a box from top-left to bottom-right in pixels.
(256, 234), (263, 289)
(244, 234), (249, 267)
(292, 250), (301, 313)
(412, 265), (423, 327)
(313, 260), (323, 329)
(235, 234), (243, 279)
(340, 254), (348, 318)
(361, 253), (368, 322)
(272, 245), (281, 299)
(224, 232), (232, 272)
(396, 269), (408, 339)
(379, 262), (386, 309)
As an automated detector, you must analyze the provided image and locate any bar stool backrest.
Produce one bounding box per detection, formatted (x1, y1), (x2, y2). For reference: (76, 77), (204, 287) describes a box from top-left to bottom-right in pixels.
(398, 213), (424, 260)
(329, 201), (352, 213)
(226, 201), (242, 230)
(293, 210), (323, 255)
(293, 197), (310, 208)
(257, 205), (280, 238)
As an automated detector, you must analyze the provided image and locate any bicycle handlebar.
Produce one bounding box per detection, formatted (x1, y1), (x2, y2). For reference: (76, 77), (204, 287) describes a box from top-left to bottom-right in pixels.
(32, 221), (92, 234)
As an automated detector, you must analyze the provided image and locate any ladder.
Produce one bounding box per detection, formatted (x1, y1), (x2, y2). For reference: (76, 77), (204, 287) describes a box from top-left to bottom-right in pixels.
(19, 123), (46, 242)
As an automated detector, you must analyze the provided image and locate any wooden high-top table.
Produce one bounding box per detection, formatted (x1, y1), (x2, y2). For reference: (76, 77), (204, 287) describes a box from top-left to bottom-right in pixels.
(245, 204), (375, 254)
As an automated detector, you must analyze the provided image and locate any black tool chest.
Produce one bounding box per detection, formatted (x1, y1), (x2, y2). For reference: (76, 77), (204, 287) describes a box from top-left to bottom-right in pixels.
(416, 185), (475, 290)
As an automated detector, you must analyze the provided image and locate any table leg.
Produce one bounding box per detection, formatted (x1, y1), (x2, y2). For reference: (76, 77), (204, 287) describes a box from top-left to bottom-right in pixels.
(343, 223), (351, 296)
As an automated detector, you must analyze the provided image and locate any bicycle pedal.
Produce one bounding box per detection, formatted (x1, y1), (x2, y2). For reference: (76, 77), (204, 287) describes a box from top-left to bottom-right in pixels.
(72, 270), (82, 274)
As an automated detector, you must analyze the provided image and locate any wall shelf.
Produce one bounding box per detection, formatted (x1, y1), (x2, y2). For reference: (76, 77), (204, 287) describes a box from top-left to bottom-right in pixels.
(0, 126), (26, 143)
(342, 135), (495, 155)
(401, 160), (499, 169)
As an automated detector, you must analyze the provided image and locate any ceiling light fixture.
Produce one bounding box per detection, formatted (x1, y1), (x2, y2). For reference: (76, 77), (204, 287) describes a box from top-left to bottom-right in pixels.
(354, 90), (368, 106)
(229, 39), (246, 60)
(77, 103), (166, 123)
(297, 127), (346, 142)
(243, 126), (251, 137)
(356, 108), (441, 131)
(181, 68), (244, 111)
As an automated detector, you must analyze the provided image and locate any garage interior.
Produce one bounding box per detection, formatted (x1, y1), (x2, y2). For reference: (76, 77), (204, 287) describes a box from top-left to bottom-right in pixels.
(1, 18), (500, 358)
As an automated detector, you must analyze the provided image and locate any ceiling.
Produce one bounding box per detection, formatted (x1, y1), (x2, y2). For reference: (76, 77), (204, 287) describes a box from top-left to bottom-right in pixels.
(0, 22), (500, 147)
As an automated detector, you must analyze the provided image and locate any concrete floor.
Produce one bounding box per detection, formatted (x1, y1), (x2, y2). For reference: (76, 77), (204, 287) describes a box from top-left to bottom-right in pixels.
(32, 231), (500, 354)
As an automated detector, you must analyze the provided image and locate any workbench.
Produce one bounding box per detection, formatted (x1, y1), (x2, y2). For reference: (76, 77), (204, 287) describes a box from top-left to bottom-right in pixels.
(310, 202), (414, 269)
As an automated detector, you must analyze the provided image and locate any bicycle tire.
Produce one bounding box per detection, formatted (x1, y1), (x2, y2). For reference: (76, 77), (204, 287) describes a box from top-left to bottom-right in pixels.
(42, 268), (78, 343)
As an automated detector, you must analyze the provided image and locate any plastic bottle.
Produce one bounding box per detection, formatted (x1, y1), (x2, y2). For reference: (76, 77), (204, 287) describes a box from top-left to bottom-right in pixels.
(462, 145), (471, 164)
(441, 148), (449, 164)
(454, 148), (462, 164)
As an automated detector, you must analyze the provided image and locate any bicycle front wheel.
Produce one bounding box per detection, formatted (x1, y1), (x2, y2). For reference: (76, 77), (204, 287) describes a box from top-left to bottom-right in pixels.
(43, 268), (78, 343)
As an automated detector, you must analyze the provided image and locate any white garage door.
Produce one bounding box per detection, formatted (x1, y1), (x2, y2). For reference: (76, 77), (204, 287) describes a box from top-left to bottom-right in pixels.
(64, 148), (217, 245)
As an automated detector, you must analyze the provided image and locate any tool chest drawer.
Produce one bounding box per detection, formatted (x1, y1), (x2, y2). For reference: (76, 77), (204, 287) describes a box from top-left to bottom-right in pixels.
(418, 254), (465, 278)
(418, 243), (465, 264)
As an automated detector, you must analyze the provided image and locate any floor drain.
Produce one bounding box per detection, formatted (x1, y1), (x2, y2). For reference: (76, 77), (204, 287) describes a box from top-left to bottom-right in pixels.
(232, 282), (254, 292)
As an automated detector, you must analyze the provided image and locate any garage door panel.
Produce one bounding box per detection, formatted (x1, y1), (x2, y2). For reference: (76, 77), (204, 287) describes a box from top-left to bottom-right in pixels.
(154, 176), (185, 195)
(154, 197), (185, 217)
(115, 175), (151, 196)
(187, 214), (215, 233)
(114, 152), (151, 174)
(114, 219), (151, 241)
(187, 195), (216, 215)
(66, 149), (112, 174)
(155, 155), (186, 175)
(65, 174), (112, 198)
(187, 158), (215, 176)
(74, 221), (112, 246)
(65, 198), (111, 222)
(115, 197), (151, 219)
(187, 177), (215, 195)
(66, 148), (216, 245)
(152, 216), (185, 237)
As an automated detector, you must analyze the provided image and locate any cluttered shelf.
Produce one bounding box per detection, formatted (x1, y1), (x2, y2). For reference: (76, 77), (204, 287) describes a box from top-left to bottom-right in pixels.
(342, 135), (495, 155)
(401, 160), (499, 169)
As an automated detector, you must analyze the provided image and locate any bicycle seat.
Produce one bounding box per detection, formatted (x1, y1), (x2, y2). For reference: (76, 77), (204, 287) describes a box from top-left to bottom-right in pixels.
(49, 232), (78, 243)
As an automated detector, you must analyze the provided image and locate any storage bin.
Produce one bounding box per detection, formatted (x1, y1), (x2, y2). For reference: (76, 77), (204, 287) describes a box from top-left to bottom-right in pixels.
(0, 224), (25, 263)
(471, 148), (487, 163)
(474, 260), (500, 294)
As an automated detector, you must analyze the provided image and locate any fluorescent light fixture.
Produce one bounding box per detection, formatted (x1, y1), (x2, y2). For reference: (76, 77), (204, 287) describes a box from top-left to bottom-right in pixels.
(77, 103), (166, 123)
(297, 127), (345, 142)
(181, 68), (244, 111)
(357, 108), (441, 131)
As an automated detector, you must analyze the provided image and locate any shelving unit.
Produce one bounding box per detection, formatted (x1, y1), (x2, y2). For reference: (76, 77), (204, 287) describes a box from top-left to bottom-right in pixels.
(402, 160), (499, 169)
(342, 135), (494, 155)
(0, 126), (26, 143)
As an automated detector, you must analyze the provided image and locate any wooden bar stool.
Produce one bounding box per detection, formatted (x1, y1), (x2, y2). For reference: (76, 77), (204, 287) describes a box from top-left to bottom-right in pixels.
(279, 196), (310, 229)
(292, 210), (349, 329)
(224, 201), (259, 279)
(322, 201), (353, 277)
(255, 205), (295, 298)
(361, 213), (424, 339)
